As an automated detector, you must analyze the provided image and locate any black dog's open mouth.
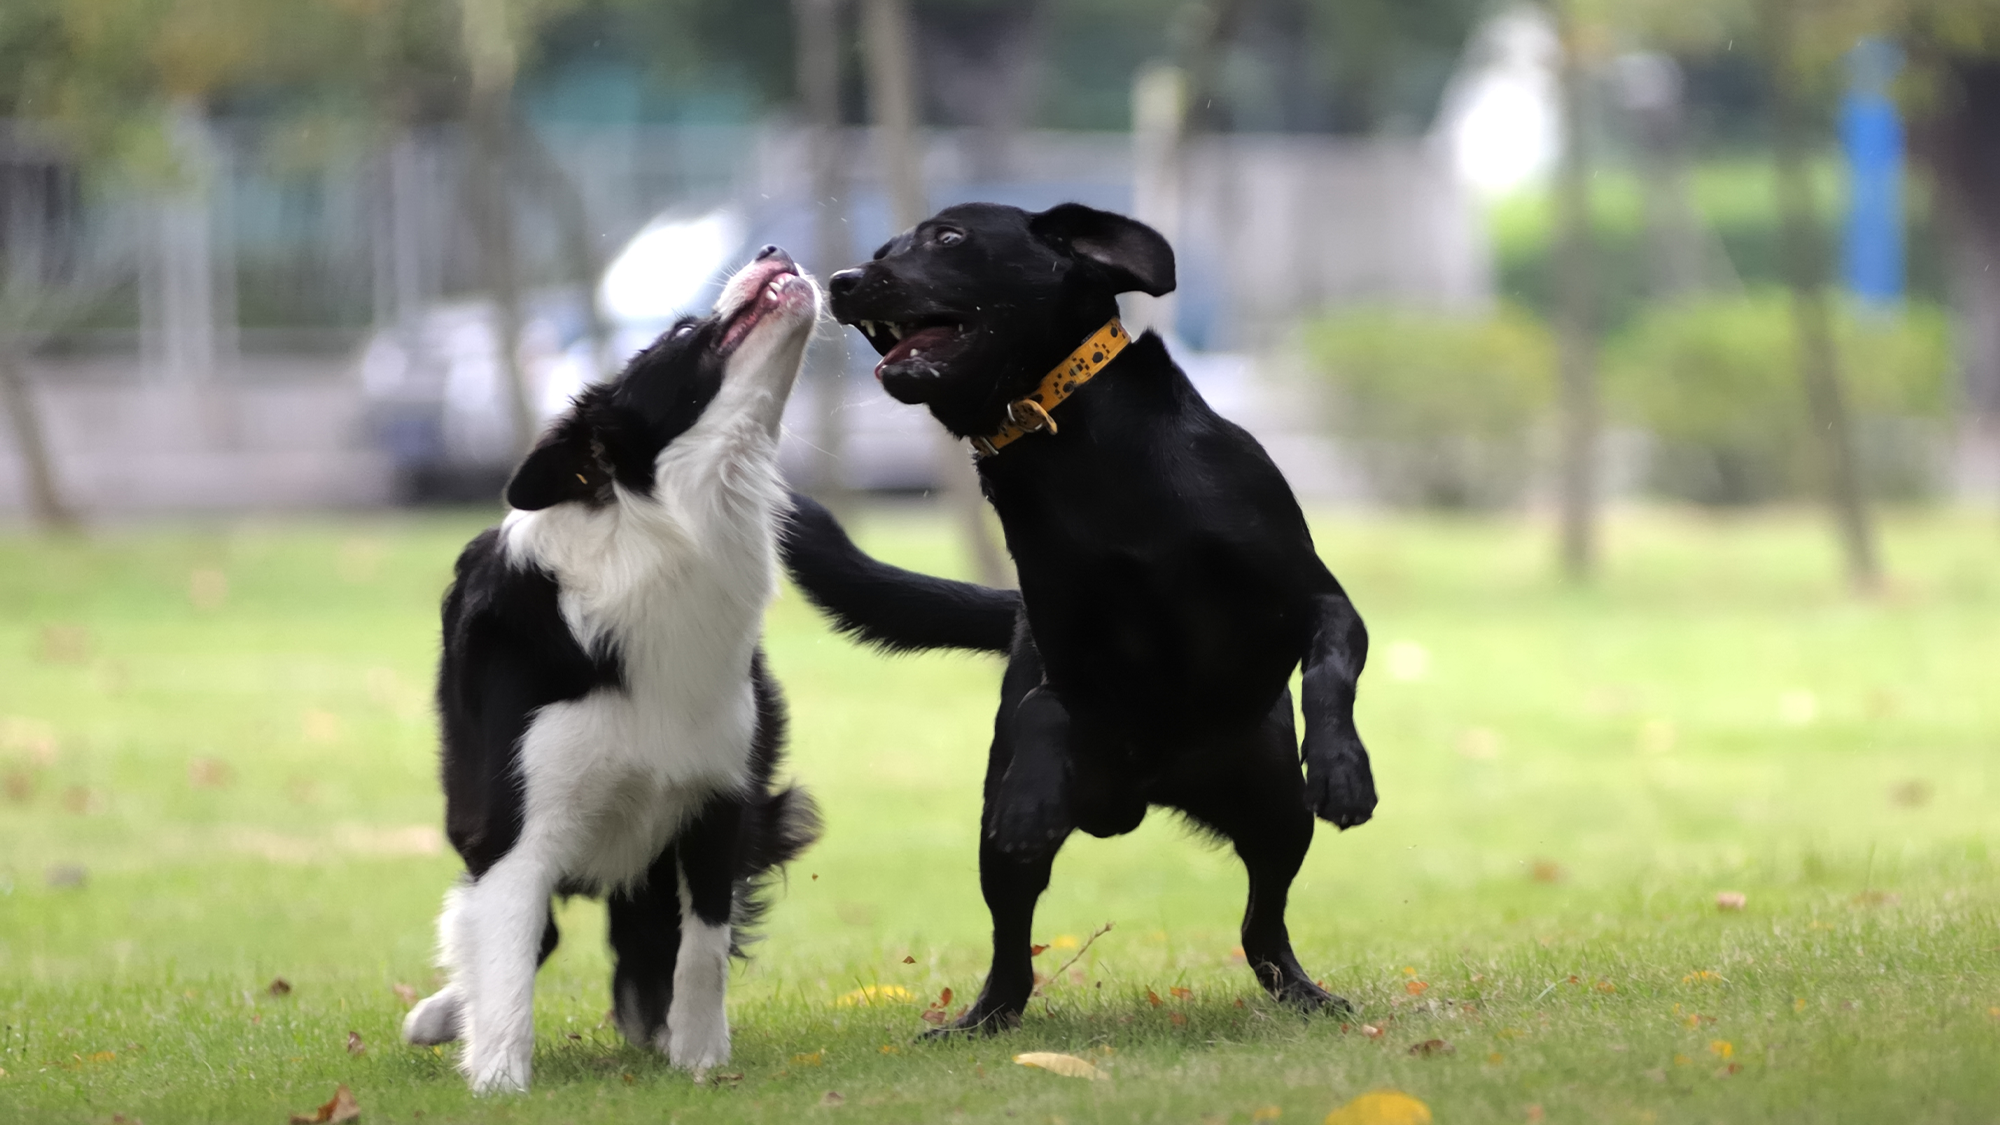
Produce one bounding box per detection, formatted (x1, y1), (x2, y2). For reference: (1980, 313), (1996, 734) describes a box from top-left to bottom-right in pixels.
(856, 317), (962, 372)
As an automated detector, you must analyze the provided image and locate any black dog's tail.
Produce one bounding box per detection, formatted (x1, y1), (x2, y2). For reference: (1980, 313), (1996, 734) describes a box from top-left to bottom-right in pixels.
(730, 652), (823, 955)
(781, 491), (1020, 655)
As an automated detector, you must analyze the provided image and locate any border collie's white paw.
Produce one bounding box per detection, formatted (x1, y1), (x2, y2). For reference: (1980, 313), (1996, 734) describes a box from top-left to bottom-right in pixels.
(667, 1011), (730, 1071)
(402, 987), (464, 1045)
(464, 1038), (532, 1095)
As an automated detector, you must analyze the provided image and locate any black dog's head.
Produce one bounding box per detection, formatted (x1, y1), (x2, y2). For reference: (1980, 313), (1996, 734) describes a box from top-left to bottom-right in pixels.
(826, 202), (1174, 437)
(506, 245), (818, 510)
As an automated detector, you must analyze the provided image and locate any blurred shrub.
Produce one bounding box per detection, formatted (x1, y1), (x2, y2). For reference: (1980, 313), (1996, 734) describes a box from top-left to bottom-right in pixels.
(1302, 307), (1554, 508)
(1605, 293), (1954, 505)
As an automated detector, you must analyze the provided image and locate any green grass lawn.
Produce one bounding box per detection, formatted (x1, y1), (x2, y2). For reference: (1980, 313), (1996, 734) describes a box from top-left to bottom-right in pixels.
(2, 505), (1997, 1124)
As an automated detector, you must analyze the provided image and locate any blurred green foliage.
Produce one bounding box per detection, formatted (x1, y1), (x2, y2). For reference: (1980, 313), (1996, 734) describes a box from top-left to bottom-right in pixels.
(1302, 306), (1554, 508)
(1486, 159), (1952, 331)
(1605, 291), (1956, 505)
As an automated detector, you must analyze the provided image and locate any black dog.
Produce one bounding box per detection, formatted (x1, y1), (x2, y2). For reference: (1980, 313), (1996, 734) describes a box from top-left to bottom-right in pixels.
(403, 250), (822, 1091)
(781, 202), (1376, 1034)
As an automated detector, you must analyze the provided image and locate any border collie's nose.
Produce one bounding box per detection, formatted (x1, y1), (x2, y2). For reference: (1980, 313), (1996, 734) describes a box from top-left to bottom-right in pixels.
(755, 244), (789, 264)
(828, 268), (864, 299)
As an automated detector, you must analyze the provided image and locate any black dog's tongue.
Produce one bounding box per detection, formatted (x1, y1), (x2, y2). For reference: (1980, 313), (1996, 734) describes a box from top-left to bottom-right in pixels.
(875, 326), (957, 378)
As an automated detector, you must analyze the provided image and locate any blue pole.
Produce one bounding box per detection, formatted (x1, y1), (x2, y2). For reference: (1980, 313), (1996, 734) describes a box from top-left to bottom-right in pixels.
(1840, 38), (1904, 310)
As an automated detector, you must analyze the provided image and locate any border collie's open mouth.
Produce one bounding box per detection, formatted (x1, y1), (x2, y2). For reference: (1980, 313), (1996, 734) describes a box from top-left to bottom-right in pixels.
(715, 263), (811, 357)
(856, 317), (964, 378)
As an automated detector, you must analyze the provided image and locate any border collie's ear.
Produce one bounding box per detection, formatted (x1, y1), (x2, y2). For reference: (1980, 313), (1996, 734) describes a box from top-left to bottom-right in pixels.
(504, 427), (604, 511)
(1029, 203), (1176, 297)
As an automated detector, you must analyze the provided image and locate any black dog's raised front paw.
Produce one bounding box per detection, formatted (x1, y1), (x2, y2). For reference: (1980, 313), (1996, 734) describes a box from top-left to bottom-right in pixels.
(1303, 738), (1376, 830)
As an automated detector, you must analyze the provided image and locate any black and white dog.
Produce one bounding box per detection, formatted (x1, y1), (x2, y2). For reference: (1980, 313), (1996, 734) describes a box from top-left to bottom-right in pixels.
(402, 247), (823, 1093)
(782, 203), (1376, 1035)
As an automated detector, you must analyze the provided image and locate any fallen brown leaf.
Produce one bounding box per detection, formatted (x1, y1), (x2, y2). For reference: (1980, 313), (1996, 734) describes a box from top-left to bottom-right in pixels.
(1715, 892), (1747, 912)
(1170, 986), (1192, 1000)
(188, 758), (233, 790)
(1360, 1024), (1384, 1039)
(268, 978), (293, 997)
(38, 623), (92, 664)
(820, 1090), (845, 1106)
(1146, 989), (1162, 1008)
(393, 983), (418, 1007)
(1407, 1039), (1453, 1057)
(1169, 1011), (1188, 1027)
(346, 1031), (365, 1056)
(1030, 944), (1049, 956)
(1530, 860), (1564, 884)
(1404, 980), (1428, 996)
(289, 1083), (360, 1124)
(902, 955), (916, 964)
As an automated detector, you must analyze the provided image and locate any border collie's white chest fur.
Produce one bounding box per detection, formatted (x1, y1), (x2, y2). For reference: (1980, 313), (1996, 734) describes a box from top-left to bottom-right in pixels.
(499, 404), (786, 887)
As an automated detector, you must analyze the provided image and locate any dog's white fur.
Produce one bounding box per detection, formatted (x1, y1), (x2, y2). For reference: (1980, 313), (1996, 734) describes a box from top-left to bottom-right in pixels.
(404, 260), (817, 1094)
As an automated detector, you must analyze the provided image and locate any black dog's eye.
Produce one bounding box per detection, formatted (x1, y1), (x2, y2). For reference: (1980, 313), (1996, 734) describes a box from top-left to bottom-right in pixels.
(670, 320), (697, 339)
(935, 228), (964, 247)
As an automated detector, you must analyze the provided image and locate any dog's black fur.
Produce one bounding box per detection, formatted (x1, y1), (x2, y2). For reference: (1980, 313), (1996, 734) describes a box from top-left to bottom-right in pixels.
(782, 201), (1376, 1033)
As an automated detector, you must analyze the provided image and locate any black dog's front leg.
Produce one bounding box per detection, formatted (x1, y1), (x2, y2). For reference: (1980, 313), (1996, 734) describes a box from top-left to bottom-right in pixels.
(1300, 589), (1376, 829)
(986, 687), (1074, 854)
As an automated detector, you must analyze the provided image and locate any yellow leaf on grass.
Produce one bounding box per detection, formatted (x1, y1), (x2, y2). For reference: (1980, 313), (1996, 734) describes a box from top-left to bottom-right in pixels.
(1323, 1089), (1432, 1125)
(1709, 1040), (1734, 1059)
(835, 985), (915, 1007)
(1014, 1052), (1105, 1079)
(1253, 1107), (1283, 1121)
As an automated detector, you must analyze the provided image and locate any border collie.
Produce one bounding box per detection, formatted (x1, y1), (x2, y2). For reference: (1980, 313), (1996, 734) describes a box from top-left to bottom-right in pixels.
(780, 203), (1375, 1034)
(402, 247), (823, 1092)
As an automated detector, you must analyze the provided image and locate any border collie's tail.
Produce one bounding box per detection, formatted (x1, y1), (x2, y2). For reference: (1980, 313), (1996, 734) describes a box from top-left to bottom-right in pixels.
(781, 492), (1020, 655)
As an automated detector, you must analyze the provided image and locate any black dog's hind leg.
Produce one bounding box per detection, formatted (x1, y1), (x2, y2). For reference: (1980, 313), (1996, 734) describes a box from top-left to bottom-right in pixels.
(1168, 692), (1347, 1013)
(607, 845), (682, 1052)
(932, 657), (1074, 1036)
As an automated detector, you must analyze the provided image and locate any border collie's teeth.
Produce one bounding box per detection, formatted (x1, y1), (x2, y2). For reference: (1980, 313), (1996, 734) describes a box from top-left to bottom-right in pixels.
(860, 320), (877, 337)
(888, 323), (906, 341)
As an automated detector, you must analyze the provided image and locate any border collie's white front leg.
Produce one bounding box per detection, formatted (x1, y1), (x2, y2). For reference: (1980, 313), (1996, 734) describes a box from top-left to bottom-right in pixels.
(666, 801), (740, 1073)
(453, 853), (554, 1093)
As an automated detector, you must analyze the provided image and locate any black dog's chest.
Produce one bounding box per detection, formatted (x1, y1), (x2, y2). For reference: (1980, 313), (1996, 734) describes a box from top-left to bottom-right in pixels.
(1016, 532), (1306, 732)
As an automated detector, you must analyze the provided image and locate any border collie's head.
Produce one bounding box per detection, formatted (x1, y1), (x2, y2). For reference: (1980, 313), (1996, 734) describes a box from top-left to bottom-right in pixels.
(823, 203), (1173, 437)
(506, 246), (820, 511)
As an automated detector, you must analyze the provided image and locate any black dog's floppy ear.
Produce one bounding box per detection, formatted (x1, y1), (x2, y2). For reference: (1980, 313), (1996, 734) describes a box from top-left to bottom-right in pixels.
(504, 425), (605, 511)
(1029, 203), (1176, 297)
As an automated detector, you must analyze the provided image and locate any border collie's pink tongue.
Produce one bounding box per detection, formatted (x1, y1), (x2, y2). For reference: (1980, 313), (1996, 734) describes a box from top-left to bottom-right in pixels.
(876, 326), (957, 377)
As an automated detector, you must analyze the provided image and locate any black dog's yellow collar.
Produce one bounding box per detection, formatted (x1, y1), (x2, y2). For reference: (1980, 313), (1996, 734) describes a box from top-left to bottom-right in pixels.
(972, 318), (1129, 458)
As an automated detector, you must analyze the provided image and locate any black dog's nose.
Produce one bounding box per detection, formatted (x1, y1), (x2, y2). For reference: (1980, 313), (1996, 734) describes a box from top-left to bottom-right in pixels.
(755, 244), (784, 261)
(827, 268), (864, 299)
